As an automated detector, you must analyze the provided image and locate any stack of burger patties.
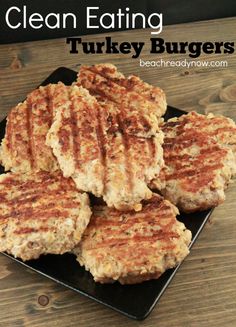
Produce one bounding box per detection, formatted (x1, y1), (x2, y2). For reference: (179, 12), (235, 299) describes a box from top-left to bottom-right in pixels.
(0, 64), (236, 284)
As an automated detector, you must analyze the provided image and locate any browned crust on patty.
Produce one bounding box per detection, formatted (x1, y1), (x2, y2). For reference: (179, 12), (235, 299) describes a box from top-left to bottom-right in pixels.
(0, 84), (65, 173)
(0, 171), (91, 261)
(151, 112), (236, 212)
(46, 84), (164, 211)
(74, 194), (191, 284)
(166, 111), (236, 156)
(76, 63), (167, 133)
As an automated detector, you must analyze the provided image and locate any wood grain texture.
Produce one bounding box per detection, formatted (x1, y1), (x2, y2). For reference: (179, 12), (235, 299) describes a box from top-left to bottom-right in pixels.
(0, 17), (236, 327)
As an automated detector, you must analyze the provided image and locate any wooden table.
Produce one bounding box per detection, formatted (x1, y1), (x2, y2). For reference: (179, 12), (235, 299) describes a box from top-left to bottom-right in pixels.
(0, 17), (236, 327)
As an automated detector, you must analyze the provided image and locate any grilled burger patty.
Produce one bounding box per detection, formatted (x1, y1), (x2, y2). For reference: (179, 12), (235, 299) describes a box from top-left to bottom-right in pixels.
(0, 171), (91, 261)
(74, 194), (191, 284)
(0, 84), (64, 173)
(172, 112), (236, 157)
(77, 63), (167, 129)
(46, 83), (164, 211)
(151, 112), (236, 213)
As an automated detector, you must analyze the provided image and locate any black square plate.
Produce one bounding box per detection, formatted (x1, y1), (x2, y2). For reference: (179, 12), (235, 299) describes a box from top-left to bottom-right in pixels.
(0, 67), (213, 320)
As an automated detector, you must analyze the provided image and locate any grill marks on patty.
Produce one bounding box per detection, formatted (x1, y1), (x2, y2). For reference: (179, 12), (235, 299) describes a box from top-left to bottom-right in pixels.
(0, 84), (60, 173)
(151, 112), (236, 212)
(165, 111), (236, 157)
(74, 194), (191, 284)
(0, 172), (78, 222)
(76, 63), (167, 136)
(46, 84), (164, 211)
(0, 171), (91, 261)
